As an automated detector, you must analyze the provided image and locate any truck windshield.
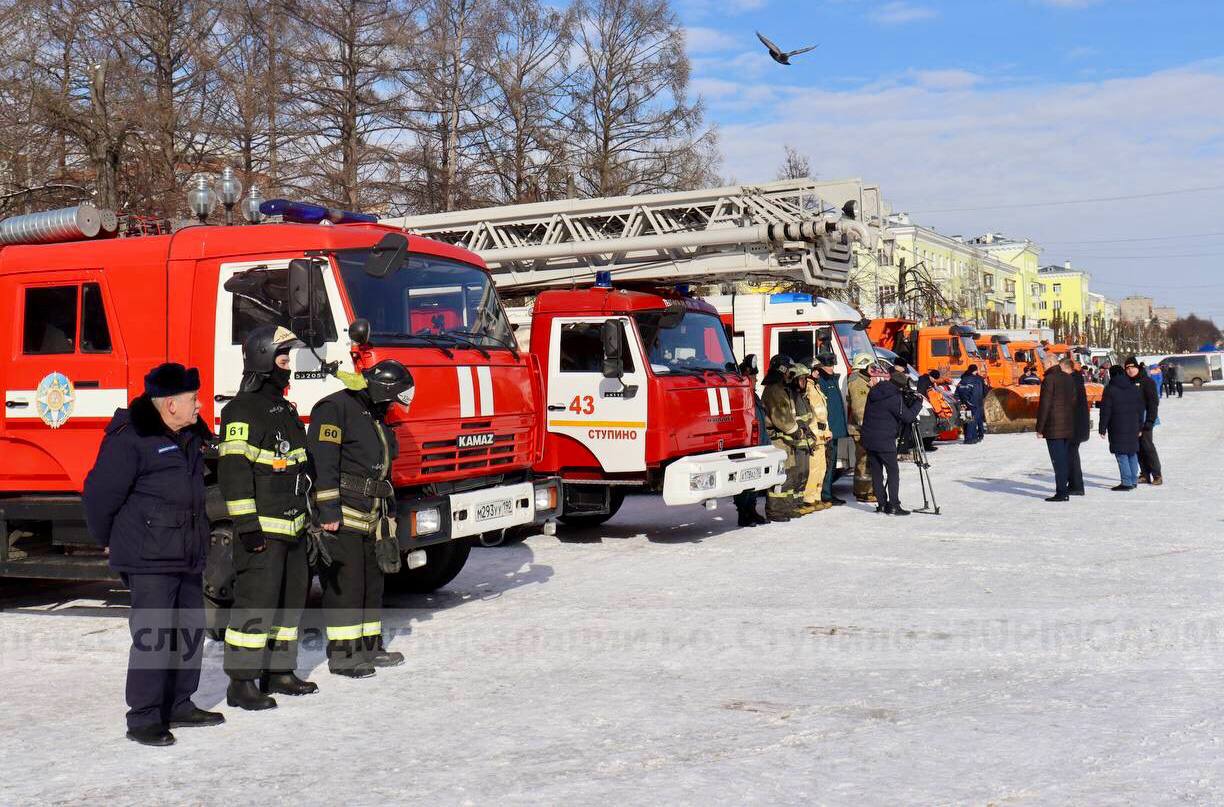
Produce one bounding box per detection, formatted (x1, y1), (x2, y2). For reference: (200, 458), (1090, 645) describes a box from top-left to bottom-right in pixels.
(961, 336), (982, 357)
(336, 251), (515, 350)
(834, 323), (876, 368)
(635, 310), (736, 374)
(996, 343), (1012, 361)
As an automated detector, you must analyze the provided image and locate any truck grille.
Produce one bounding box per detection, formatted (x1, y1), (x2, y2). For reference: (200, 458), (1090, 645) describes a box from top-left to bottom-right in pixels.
(396, 419), (529, 480)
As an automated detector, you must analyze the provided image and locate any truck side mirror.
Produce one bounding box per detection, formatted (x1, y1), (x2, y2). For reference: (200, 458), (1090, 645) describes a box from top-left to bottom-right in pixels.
(288, 258), (327, 348)
(363, 232), (408, 278)
(601, 320), (624, 379)
(349, 318), (371, 346)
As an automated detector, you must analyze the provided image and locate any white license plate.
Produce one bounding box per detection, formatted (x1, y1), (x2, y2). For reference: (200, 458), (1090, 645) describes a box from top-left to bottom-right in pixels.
(476, 499), (514, 522)
(741, 466), (763, 482)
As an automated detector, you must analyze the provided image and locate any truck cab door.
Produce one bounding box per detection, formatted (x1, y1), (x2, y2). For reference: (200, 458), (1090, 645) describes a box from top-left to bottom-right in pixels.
(546, 317), (648, 473)
(213, 260), (350, 428)
(0, 272), (128, 489)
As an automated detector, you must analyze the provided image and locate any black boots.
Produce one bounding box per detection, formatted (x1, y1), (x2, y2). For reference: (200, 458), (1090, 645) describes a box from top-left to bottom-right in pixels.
(227, 679), (277, 711)
(330, 663), (377, 679)
(368, 650), (405, 668)
(888, 504), (911, 516)
(261, 672), (319, 696)
(169, 706), (225, 728)
(126, 724), (175, 746)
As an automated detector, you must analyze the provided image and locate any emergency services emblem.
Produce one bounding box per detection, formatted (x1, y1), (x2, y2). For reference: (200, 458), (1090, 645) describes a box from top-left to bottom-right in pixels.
(35, 372), (75, 429)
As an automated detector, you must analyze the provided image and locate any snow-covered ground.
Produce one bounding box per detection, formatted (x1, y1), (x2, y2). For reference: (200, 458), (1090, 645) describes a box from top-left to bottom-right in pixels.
(3, 391), (1223, 806)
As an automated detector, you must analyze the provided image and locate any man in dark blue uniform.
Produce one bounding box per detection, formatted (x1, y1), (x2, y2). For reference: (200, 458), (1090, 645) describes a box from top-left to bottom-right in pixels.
(84, 363), (225, 746)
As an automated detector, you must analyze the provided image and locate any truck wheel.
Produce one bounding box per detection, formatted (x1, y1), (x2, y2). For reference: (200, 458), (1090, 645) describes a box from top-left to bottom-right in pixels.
(559, 489), (625, 528)
(203, 526), (235, 641)
(385, 541), (472, 594)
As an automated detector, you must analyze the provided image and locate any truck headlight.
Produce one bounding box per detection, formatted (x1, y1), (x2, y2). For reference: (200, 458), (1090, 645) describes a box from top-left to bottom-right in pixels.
(412, 507), (441, 536)
(689, 471), (717, 492)
(534, 485), (557, 511)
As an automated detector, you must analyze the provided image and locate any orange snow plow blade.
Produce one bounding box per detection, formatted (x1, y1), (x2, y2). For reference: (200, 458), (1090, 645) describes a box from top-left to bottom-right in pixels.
(984, 384), (1042, 433)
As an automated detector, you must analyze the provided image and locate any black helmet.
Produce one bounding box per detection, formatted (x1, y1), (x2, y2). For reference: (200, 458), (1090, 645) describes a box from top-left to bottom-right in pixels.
(738, 354), (760, 375)
(768, 354), (794, 373)
(242, 325), (303, 374)
(364, 360), (415, 406)
(240, 325), (303, 391)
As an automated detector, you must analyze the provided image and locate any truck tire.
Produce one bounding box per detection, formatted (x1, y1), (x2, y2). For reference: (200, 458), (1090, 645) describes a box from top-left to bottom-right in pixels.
(385, 541), (472, 594)
(559, 489), (625, 529)
(203, 526), (235, 641)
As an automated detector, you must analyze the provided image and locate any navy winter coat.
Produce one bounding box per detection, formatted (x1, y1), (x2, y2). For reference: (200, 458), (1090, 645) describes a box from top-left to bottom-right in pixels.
(861, 381), (922, 453)
(1098, 375), (1143, 455)
(954, 372), (986, 417)
(83, 395), (213, 575)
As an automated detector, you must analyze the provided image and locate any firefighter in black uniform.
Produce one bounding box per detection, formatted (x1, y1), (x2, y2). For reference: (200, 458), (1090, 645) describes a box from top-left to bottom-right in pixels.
(308, 360), (415, 677)
(219, 325), (318, 709)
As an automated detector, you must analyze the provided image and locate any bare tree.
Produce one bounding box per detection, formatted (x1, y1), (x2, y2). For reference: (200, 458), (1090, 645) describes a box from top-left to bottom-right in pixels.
(282, 0), (417, 210)
(569, 0), (717, 197)
(473, 0), (574, 204)
(775, 144), (810, 181)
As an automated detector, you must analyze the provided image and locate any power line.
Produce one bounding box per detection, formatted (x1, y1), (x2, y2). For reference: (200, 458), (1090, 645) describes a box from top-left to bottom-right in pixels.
(907, 183), (1224, 214)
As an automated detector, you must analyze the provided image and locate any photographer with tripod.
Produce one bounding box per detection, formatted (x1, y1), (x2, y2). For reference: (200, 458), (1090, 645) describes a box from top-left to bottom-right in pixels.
(861, 367), (924, 515)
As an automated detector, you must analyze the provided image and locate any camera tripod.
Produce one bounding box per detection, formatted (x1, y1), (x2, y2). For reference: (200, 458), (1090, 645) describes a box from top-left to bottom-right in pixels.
(909, 422), (941, 515)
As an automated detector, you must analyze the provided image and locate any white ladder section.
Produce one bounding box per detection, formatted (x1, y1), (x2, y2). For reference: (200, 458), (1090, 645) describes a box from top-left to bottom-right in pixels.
(380, 178), (879, 291)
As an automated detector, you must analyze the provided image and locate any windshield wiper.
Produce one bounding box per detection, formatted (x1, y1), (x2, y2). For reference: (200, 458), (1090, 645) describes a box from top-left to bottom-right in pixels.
(382, 333), (454, 359)
(432, 332), (491, 359)
(447, 328), (517, 357)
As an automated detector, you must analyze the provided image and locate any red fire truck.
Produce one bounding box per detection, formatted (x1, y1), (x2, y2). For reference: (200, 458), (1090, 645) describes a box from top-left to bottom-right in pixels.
(0, 204), (560, 600)
(509, 279), (785, 526)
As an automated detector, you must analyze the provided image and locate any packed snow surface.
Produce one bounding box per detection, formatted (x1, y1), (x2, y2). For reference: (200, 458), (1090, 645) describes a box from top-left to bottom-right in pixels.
(3, 392), (1223, 806)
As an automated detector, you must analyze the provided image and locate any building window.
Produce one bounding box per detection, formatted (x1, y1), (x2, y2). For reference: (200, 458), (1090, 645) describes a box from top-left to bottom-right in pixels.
(983, 273), (994, 291)
(1040, 301), (1048, 311)
(1031, 284), (1041, 297)
(1053, 283), (1062, 294)
(1053, 300), (1062, 310)
(879, 285), (897, 305)
(1005, 279), (1016, 294)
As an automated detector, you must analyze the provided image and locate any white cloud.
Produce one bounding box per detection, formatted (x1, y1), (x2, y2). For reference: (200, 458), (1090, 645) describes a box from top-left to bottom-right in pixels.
(685, 27), (741, 55)
(709, 63), (1224, 312)
(869, 2), (937, 25)
(911, 69), (984, 90)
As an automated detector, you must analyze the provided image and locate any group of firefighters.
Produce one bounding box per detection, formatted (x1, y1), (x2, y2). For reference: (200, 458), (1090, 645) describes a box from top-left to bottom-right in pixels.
(84, 324), (417, 745)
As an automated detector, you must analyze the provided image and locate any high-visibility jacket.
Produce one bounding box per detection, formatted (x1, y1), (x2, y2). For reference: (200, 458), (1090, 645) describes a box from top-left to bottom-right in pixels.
(218, 381), (309, 541)
(307, 389), (399, 535)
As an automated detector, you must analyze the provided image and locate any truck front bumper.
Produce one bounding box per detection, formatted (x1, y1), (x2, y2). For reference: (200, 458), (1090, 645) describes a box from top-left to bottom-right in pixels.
(660, 445), (788, 507)
(395, 477), (562, 549)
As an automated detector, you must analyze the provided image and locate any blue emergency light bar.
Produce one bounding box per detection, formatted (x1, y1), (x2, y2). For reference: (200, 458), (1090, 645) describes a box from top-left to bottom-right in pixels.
(259, 199), (378, 225)
(595, 270), (613, 288)
(769, 293), (812, 304)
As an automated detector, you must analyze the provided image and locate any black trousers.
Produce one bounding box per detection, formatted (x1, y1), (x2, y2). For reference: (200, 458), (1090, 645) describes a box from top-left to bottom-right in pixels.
(320, 529), (384, 670)
(123, 572), (204, 729)
(1068, 441), (1085, 494)
(1046, 438), (1070, 496)
(867, 450), (900, 507)
(224, 537), (309, 680)
(1139, 428), (1162, 479)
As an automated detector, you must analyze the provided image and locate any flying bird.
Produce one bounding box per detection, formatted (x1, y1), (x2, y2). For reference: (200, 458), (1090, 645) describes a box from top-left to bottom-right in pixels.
(755, 31), (818, 65)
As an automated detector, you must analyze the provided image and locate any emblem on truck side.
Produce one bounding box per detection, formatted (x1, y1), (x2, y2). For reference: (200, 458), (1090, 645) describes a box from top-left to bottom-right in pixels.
(35, 372), (75, 429)
(457, 432), (495, 449)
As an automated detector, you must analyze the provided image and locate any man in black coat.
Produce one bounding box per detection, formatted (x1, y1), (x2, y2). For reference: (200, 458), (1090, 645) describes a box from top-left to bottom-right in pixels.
(83, 364), (225, 747)
(954, 365), (987, 444)
(861, 370), (923, 515)
(1036, 358), (1088, 501)
(1125, 356), (1162, 485)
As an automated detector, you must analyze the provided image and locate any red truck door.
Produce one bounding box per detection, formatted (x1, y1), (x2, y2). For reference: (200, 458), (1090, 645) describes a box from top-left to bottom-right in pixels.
(0, 270), (129, 489)
(545, 316), (648, 473)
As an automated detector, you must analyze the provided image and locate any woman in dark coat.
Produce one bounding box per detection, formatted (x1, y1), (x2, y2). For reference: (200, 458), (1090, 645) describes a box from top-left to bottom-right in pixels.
(1098, 364), (1144, 490)
(861, 372), (923, 515)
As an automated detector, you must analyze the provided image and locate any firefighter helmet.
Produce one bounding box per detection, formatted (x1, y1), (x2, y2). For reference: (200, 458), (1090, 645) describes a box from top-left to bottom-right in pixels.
(363, 360), (415, 406)
(242, 325), (303, 374)
(767, 354), (794, 373)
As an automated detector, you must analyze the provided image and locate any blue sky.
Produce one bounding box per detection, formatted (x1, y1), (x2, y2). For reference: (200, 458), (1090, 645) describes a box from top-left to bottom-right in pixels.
(678, 0), (1224, 320)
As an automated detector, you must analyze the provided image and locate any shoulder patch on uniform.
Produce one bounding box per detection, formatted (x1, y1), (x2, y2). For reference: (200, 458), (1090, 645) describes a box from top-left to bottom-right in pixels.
(225, 422), (250, 442)
(319, 425), (342, 444)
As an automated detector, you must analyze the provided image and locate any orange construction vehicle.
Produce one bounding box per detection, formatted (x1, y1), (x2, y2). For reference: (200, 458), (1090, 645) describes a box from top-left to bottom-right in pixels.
(1042, 343), (1104, 406)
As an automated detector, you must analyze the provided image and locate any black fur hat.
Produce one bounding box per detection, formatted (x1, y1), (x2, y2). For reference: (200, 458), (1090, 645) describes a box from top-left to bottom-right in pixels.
(144, 363), (201, 397)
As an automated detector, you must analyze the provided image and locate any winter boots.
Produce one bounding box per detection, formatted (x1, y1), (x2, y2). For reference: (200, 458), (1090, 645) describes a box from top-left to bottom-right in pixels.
(227, 679), (277, 711)
(261, 672), (319, 696)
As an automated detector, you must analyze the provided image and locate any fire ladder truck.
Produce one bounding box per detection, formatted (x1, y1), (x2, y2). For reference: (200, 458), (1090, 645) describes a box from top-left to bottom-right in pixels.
(382, 179), (880, 526)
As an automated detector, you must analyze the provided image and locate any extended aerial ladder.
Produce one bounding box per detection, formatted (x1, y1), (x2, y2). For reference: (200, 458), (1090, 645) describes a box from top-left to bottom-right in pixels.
(380, 178), (881, 291)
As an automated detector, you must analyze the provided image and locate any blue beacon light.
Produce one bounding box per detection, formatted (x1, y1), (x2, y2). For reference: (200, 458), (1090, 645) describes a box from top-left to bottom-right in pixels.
(259, 199), (378, 225)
